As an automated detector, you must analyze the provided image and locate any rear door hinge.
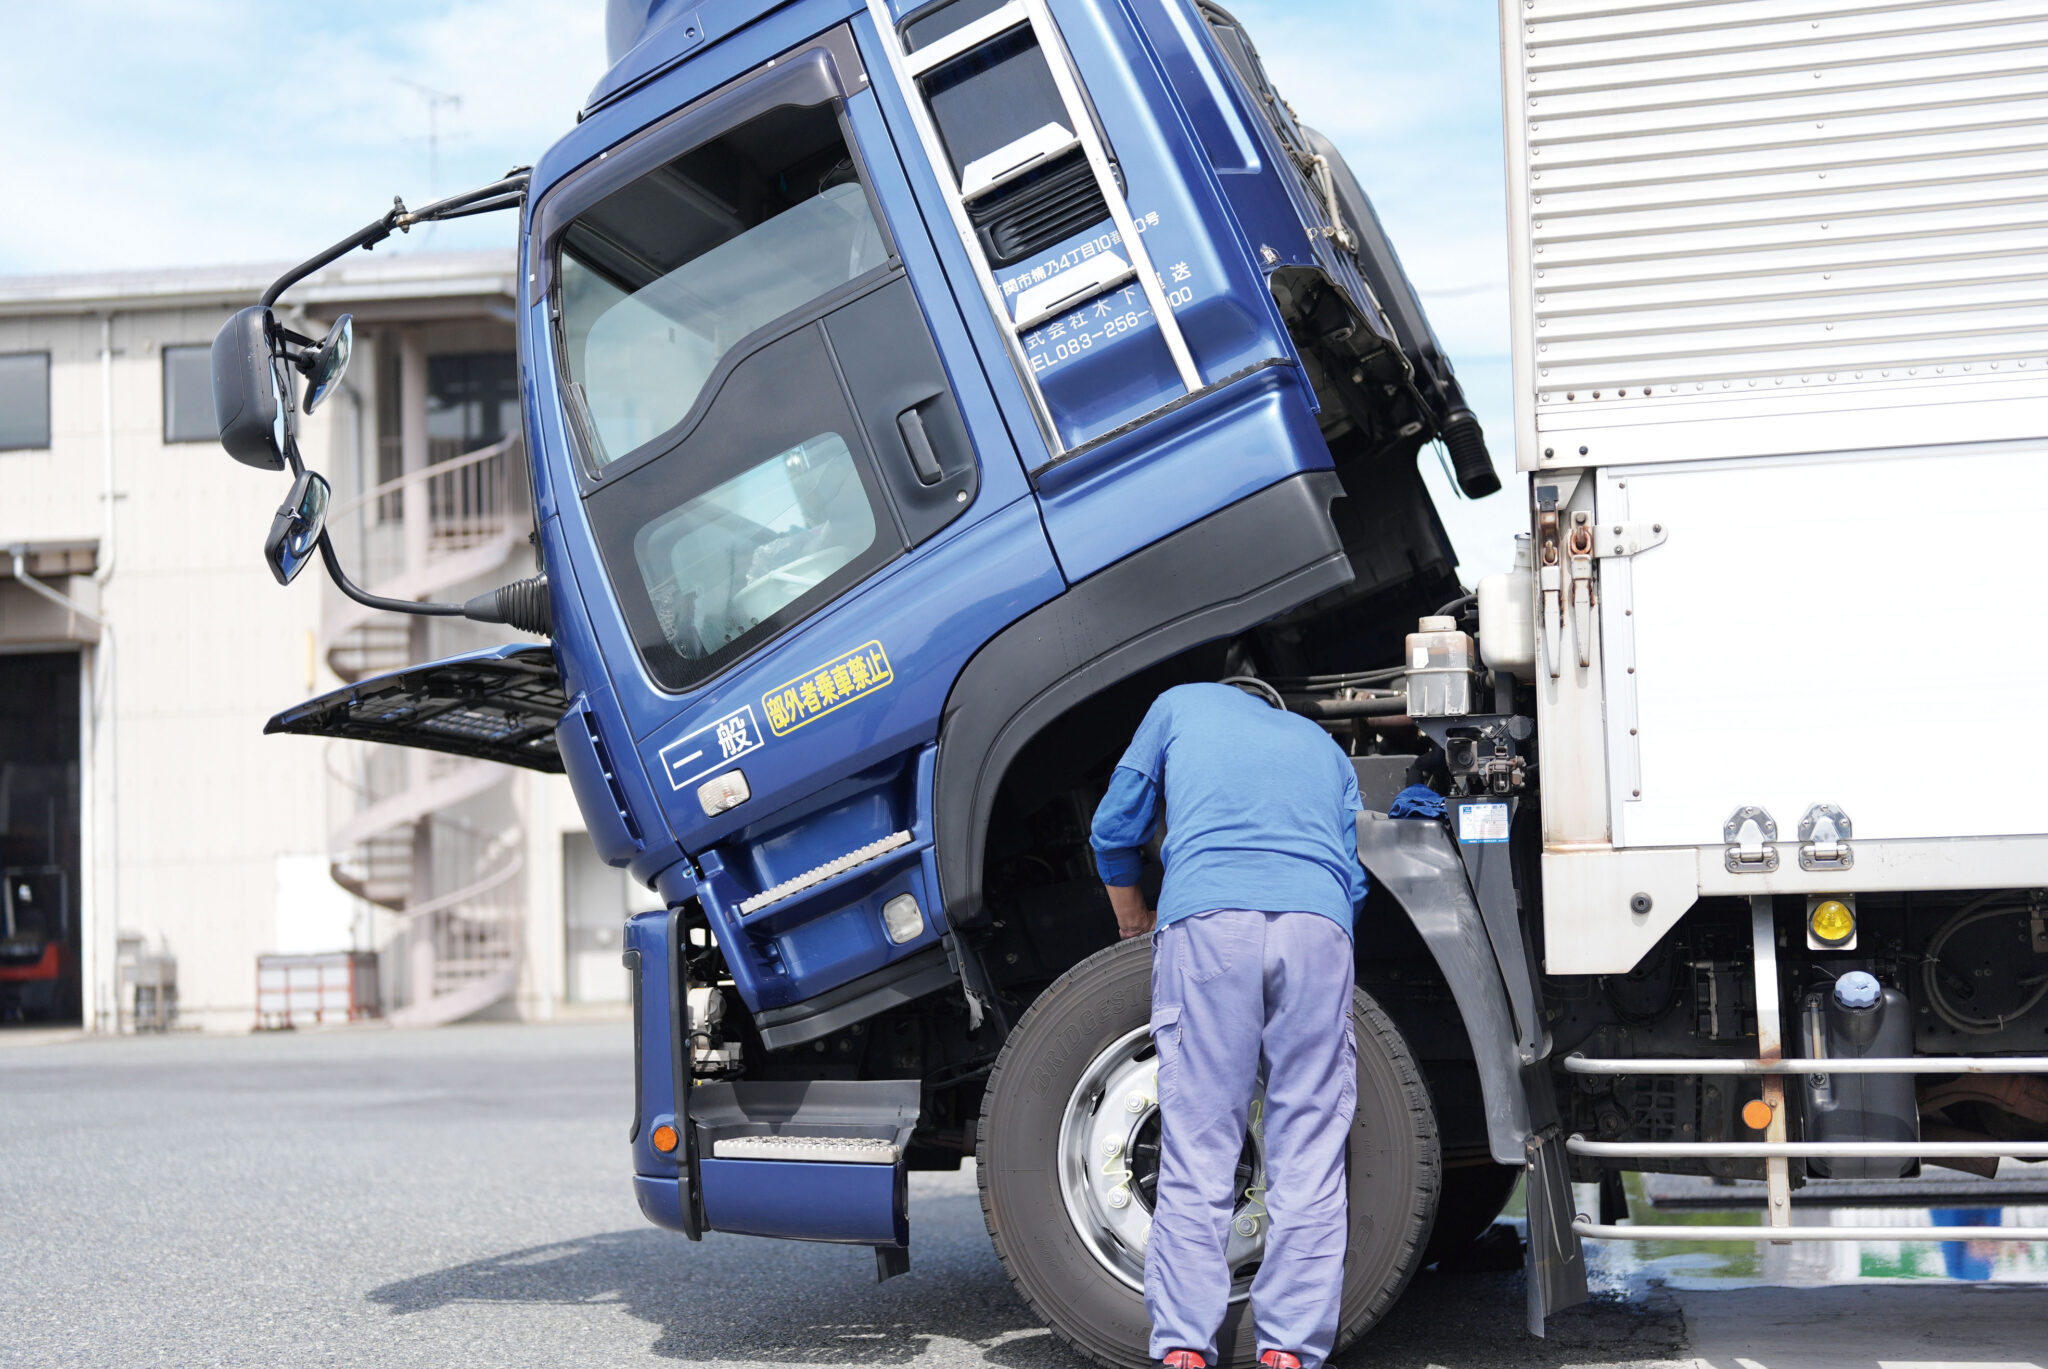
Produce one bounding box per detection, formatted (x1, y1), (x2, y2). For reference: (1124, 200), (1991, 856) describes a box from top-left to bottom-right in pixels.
(1592, 522), (1668, 559)
(1797, 802), (1854, 872)
(1724, 805), (1780, 873)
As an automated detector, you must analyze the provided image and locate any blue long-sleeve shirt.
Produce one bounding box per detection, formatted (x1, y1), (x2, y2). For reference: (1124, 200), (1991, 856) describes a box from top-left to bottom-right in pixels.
(1089, 683), (1368, 937)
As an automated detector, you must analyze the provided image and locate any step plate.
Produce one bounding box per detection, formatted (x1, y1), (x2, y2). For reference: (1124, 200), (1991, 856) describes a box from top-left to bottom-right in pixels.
(712, 1136), (900, 1164)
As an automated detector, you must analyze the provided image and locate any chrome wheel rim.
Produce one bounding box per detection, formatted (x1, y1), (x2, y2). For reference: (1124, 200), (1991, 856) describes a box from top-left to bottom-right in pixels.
(1056, 1024), (1269, 1298)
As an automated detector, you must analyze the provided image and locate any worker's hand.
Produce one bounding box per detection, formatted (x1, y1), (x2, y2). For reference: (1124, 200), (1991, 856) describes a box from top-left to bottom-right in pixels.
(1105, 883), (1155, 940)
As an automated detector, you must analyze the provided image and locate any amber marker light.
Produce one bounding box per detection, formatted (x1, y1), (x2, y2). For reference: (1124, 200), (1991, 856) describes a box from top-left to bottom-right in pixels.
(1809, 898), (1856, 948)
(652, 1123), (680, 1154)
(1741, 1098), (1775, 1131)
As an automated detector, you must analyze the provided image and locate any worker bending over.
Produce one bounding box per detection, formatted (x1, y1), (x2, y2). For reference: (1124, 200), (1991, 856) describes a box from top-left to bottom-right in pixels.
(1091, 681), (1367, 1369)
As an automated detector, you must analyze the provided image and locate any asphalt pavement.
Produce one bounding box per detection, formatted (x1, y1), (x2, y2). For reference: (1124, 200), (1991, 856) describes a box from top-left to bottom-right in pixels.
(2, 1022), (2043, 1369)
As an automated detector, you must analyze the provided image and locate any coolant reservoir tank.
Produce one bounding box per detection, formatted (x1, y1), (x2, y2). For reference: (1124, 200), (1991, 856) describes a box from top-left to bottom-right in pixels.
(1477, 534), (1535, 680)
(1405, 615), (1477, 717)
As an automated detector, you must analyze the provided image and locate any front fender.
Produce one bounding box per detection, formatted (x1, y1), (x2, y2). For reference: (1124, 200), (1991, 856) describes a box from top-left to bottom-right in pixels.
(1355, 811), (1531, 1167)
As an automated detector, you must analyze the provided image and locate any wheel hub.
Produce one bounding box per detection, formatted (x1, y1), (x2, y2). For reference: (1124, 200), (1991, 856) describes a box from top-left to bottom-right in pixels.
(1057, 1025), (1268, 1297)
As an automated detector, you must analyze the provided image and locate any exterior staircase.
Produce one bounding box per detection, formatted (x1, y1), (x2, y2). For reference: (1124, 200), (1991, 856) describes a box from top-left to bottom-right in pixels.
(322, 431), (532, 1026)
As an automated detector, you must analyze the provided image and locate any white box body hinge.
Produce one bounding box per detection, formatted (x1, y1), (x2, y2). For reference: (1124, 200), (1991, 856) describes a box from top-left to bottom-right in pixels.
(1798, 802), (1854, 872)
(1724, 805), (1780, 874)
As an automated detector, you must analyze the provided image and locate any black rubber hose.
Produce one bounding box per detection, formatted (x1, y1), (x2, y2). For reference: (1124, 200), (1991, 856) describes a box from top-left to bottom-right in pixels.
(1433, 592), (1476, 620)
(463, 574), (552, 636)
(1441, 409), (1501, 499)
(1284, 693), (1411, 719)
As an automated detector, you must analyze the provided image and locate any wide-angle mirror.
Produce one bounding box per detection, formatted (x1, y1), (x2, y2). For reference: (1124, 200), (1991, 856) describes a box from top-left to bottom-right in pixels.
(302, 314), (353, 415)
(263, 468), (331, 586)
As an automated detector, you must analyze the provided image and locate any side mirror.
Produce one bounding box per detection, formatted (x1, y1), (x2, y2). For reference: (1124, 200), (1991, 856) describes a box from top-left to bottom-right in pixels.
(302, 314), (353, 415)
(211, 306), (287, 471)
(264, 469), (331, 585)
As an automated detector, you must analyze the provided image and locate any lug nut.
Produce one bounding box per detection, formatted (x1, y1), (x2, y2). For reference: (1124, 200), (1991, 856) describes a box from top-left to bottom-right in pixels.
(1125, 1092), (1148, 1114)
(1235, 1216), (1258, 1236)
(1107, 1189), (1130, 1209)
(1101, 1138), (1122, 1158)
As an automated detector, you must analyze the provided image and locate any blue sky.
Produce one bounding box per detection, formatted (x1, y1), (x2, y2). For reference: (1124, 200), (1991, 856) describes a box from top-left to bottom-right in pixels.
(0, 0), (1521, 574)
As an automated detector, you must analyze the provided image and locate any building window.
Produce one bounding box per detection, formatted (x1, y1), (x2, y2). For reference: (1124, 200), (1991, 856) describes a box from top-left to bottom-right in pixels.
(162, 345), (216, 444)
(426, 352), (519, 460)
(0, 352), (51, 451)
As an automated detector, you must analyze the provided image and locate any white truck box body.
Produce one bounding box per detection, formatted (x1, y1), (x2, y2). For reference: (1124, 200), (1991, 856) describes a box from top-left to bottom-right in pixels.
(1496, 0), (2048, 971)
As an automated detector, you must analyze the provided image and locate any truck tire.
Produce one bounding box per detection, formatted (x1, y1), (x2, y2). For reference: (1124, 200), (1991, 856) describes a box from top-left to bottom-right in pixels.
(977, 935), (1439, 1369)
(1420, 1162), (1521, 1267)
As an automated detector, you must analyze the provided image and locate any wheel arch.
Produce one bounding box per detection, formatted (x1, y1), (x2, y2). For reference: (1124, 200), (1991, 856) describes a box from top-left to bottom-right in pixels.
(931, 470), (1353, 931)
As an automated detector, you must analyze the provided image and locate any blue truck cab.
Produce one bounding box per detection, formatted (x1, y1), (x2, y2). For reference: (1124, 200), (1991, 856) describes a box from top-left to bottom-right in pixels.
(217, 1), (1520, 1361)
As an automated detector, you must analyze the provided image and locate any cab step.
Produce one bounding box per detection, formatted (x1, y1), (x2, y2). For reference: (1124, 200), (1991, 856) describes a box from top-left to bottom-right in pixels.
(712, 1135), (901, 1164)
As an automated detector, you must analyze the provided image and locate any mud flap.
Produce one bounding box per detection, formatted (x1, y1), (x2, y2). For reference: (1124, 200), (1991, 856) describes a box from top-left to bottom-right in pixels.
(1521, 1123), (1590, 1334)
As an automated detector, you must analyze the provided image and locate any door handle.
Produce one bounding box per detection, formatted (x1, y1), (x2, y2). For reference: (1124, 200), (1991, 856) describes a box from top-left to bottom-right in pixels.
(896, 405), (945, 486)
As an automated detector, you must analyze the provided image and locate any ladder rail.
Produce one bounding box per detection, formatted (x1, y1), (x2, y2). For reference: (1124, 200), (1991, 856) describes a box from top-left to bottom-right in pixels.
(1017, 0), (1202, 393)
(864, 0), (1063, 456)
(862, 0), (1205, 461)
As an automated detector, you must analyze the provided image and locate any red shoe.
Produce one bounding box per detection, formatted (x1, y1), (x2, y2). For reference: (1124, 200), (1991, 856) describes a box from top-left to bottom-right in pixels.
(1259, 1354), (1303, 1369)
(1162, 1353), (1204, 1369)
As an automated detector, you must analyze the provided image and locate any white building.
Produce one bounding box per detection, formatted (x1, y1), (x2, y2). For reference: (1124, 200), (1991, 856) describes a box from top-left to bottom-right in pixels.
(0, 253), (641, 1033)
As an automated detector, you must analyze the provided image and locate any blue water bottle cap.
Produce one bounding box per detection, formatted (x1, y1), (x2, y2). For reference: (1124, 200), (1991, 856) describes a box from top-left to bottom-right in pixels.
(1834, 970), (1882, 1010)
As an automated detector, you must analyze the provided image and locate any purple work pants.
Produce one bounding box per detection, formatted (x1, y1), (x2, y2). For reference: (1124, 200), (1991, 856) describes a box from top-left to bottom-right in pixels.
(1146, 908), (1356, 1369)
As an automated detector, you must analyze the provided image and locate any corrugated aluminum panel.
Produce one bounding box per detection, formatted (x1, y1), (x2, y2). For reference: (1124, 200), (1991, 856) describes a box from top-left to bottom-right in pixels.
(1504, 0), (2048, 468)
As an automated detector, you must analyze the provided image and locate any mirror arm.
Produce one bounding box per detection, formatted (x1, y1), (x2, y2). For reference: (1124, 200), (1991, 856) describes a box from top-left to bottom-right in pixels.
(314, 532), (466, 617)
(312, 532), (550, 635)
(260, 210), (402, 308)
(256, 170), (532, 309)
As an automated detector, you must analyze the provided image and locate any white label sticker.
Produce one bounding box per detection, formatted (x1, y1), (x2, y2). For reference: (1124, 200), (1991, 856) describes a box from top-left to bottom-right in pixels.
(659, 705), (763, 792)
(1411, 647), (1429, 669)
(1457, 802), (1511, 845)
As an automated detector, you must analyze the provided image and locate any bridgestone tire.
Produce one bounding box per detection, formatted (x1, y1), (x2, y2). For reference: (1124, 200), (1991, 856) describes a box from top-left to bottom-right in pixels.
(977, 936), (1439, 1369)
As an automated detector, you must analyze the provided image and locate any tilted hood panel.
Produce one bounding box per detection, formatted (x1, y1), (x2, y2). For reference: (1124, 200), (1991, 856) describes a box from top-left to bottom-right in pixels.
(265, 644), (568, 773)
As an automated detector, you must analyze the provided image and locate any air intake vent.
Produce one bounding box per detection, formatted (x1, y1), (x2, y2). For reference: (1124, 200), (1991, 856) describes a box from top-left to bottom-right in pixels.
(583, 710), (644, 846)
(969, 149), (1111, 268)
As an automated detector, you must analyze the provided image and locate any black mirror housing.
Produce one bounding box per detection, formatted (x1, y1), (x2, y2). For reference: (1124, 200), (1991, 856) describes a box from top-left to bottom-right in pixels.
(212, 306), (286, 471)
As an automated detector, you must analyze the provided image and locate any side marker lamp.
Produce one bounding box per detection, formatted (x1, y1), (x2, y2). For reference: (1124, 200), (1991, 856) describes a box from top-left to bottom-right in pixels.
(1741, 1098), (1775, 1131)
(882, 894), (925, 945)
(651, 1123), (679, 1154)
(1808, 898), (1856, 949)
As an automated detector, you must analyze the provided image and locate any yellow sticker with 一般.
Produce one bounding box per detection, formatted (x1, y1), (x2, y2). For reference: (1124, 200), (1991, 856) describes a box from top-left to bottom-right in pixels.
(762, 640), (893, 736)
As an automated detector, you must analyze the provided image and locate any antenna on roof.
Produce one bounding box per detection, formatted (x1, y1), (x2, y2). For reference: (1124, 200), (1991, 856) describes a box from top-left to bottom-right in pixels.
(394, 78), (463, 200)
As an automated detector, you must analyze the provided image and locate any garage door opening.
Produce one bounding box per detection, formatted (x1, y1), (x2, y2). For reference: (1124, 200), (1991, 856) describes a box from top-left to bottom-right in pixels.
(1, 651), (82, 1024)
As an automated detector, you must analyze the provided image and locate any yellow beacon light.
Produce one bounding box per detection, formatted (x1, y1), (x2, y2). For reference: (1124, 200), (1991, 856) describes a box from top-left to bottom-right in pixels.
(1809, 899), (1856, 948)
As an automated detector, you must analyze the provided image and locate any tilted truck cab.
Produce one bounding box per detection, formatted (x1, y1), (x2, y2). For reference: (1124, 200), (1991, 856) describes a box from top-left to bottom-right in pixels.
(210, 0), (2048, 1365)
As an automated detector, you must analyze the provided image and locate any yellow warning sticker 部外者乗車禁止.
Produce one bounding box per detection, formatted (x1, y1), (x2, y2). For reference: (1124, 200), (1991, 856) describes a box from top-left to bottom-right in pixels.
(762, 640), (893, 736)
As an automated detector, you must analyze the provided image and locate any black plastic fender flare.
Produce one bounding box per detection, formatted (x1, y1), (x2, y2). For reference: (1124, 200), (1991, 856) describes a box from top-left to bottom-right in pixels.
(1354, 810), (1533, 1167)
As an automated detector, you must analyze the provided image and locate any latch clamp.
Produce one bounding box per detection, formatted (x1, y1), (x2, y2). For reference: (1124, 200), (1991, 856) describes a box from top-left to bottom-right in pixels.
(1567, 512), (1595, 669)
(1723, 805), (1780, 873)
(1797, 802), (1854, 872)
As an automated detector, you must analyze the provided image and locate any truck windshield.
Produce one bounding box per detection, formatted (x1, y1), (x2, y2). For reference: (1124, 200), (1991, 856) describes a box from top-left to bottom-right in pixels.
(556, 103), (889, 466)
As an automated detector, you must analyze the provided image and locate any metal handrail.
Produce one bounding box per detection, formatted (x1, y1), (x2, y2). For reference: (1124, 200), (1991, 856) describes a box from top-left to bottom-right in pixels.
(1575, 1219), (2048, 1243)
(1563, 1053), (2048, 1075)
(393, 844), (524, 924)
(330, 432), (517, 520)
(1567, 1135), (2048, 1159)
